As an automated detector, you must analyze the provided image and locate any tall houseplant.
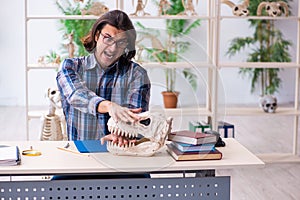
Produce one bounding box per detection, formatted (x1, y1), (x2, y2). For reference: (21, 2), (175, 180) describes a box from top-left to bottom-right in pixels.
(136, 0), (200, 108)
(226, 0), (292, 97)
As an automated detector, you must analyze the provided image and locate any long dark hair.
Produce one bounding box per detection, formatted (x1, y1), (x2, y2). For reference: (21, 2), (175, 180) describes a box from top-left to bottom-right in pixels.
(82, 10), (136, 64)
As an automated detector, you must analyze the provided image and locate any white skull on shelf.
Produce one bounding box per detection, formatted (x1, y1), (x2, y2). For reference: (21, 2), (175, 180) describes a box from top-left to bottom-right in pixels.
(259, 95), (278, 113)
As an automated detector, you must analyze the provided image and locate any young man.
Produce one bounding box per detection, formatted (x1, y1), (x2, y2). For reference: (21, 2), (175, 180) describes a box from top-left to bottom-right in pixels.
(56, 10), (151, 144)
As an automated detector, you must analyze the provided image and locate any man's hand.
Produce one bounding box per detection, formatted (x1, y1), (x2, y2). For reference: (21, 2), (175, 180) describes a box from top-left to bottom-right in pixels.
(101, 134), (136, 146)
(108, 102), (142, 123)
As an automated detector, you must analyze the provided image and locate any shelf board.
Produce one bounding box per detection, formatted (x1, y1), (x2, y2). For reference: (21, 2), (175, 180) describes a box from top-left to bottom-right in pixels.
(28, 107), (212, 119)
(28, 106), (299, 119)
(27, 15), (211, 20)
(219, 62), (300, 69)
(141, 62), (214, 69)
(155, 107), (212, 117)
(225, 107), (300, 116)
(27, 63), (59, 70)
(219, 16), (299, 20)
(28, 110), (46, 119)
(27, 62), (213, 70)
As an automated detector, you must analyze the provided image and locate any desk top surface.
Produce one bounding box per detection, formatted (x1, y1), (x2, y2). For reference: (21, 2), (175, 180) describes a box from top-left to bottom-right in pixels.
(0, 139), (264, 175)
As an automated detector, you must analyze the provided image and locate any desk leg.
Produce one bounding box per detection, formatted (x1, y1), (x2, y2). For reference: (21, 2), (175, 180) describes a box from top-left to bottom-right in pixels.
(195, 169), (215, 177)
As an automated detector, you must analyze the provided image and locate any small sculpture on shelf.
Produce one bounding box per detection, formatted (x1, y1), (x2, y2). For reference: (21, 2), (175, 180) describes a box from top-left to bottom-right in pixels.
(37, 51), (61, 66)
(158, 0), (171, 15)
(130, 0), (150, 16)
(40, 88), (67, 141)
(221, 0), (250, 16)
(257, 1), (289, 17)
(135, 31), (175, 64)
(64, 32), (75, 58)
(178, 0), (198, 16)
(38, 56), (45, 65)
(81, 2), (109, 16)
(259, 95), (278, 113)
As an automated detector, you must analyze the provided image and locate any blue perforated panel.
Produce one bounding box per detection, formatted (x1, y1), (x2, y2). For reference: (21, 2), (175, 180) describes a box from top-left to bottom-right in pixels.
(0, 176), (230, 200)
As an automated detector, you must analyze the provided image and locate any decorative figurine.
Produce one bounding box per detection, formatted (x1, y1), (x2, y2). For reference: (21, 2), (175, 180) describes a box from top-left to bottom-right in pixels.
(38, 56), (45, 65)
(81, 2), (109, 16)
(179, 0), (198, 16)
(104, 111), (173, 157)
(257, 1), (289, 17)
(259, 95), (278, 113)
(221, 0), (250, 16)
(158, 0), (171, 15)
(64, 32), (75, 58)
(40, 88), (67, 141)
(54, 55), (61, 65)
(130, 0), (150, 16)
(135, 32), (175, 64)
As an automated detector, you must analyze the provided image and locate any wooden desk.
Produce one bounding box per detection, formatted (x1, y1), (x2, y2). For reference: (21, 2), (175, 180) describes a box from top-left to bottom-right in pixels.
(0, 139), (264, 200)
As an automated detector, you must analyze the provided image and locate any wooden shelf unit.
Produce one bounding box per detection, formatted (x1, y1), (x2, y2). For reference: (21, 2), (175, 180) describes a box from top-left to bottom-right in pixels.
(24, 0), (300, 159)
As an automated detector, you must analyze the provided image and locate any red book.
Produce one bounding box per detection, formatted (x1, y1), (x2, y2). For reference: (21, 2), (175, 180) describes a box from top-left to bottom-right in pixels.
(168, 130), (217, 145)
(166, 144), (222, 161)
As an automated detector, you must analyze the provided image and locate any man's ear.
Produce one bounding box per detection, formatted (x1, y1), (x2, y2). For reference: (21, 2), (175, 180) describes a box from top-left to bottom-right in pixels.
(95, 31), (100, 42)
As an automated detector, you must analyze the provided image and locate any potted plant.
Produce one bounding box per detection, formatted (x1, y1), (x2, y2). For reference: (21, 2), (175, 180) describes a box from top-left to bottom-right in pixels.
(55, 0), (96, 57)
(226, 0), (292, 99)
(136, 0), (200, 108)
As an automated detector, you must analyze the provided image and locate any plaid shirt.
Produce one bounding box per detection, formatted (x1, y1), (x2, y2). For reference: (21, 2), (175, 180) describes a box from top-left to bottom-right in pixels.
(56, 54), (151, 140)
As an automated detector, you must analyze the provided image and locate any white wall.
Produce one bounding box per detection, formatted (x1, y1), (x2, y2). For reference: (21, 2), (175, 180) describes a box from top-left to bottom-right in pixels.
(0, 0), (298, 107)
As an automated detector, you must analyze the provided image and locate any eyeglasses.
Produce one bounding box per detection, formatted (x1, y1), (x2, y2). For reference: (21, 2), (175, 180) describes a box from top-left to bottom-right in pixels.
(100, 32), (128, 48)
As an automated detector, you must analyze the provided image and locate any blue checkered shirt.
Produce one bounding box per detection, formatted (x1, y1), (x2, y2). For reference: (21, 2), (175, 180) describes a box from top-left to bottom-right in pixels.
(56, 54), (151, 140)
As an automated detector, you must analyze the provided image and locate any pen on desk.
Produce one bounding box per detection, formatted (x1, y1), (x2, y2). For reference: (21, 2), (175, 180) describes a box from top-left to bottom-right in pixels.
(56, 146), (90, 157)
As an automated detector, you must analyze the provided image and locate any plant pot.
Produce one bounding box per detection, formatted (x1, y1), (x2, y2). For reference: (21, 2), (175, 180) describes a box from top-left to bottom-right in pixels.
(161, 91), (180, 108)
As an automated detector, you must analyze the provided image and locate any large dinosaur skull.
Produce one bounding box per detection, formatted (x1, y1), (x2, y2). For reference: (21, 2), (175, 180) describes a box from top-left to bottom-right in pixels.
(107, 111), (173, 156)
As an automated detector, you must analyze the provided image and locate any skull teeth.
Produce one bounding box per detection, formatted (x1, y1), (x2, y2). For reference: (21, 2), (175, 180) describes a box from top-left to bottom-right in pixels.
(108, 126), (138, 138)
(107, 141), (136, 148)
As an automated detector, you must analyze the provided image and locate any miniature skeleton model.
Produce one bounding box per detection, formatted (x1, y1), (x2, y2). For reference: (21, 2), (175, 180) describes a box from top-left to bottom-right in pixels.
(40, 88), (67, 141)
(221, 0), (250, 16)
(65, 32), (75, 58)
(179, 0), (198, 16)
(105, 111), (173, 157)
(130, 0), (150, 16)
(81, 2), (109, 16)
(259, 95), (278, 113)
(135, 32), (176, 64)
(257, 1), (289, 17)
(158, 0), (171, 15)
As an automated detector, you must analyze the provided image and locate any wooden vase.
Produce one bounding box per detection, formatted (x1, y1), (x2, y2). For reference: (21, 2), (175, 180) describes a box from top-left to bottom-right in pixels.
(161, 91), (180, 108)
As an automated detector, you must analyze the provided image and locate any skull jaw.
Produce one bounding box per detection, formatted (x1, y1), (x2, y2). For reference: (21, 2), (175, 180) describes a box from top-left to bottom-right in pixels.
(107, 141), (161, 157)
(263, 107), (277, 113)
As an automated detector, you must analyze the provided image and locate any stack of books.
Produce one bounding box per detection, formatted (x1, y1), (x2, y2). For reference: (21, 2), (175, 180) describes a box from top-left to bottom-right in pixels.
(0, 145), (21, 166)
(166, 130), (222, 161)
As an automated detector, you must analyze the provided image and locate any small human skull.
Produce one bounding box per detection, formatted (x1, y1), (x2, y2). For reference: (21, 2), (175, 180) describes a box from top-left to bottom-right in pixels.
(46, 88), (62, 109)
(259, 95), (278, 113)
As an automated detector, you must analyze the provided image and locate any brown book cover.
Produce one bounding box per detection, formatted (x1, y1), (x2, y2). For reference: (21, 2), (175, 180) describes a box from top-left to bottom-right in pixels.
(166, 144), (222, 161)
(168, 130), (217, 145)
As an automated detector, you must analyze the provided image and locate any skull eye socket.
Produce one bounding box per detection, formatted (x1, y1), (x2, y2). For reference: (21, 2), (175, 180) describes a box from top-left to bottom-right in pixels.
(266, 6), (270, 10)
(51, 91), (57, 95)
(140, 118), (151, 126)
(234, 6), (239, 11)
(266, 103), (277, 107)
